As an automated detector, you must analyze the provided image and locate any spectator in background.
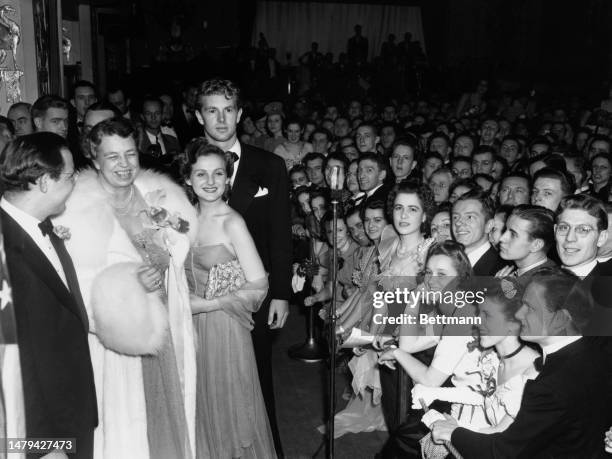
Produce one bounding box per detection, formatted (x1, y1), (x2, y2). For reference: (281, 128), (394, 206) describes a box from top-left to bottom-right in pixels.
(499, 172), (531, 206)
(7, 102), (33, 137)
(31, 95), (69, 139)
(71, 80), (98, 130)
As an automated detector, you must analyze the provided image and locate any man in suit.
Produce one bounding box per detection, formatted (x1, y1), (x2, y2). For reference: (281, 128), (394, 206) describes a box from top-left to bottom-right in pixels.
(138, 95), (182, 179)
(358, 152), (392, 207)
(452, 190), (504, 276)
(173, 82), (201, 148)
(0, 133), (97, 458)
(195, 79), (291, 456)
(554, 194), (612, 336)
(497, 204), (557, 284)
(431, 268), (612, 458)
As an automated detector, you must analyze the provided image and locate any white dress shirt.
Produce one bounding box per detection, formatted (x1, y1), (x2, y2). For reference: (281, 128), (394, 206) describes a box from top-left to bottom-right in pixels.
(0, 197), (68, 287)
(563, 259), (598, 279)
(146, 130), (167, 156)
(467, 241), (491, 268)
(517, 257), (549, 276)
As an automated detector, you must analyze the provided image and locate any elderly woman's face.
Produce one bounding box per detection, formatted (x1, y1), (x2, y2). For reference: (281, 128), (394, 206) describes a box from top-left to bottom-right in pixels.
(93, 134), (140, 189)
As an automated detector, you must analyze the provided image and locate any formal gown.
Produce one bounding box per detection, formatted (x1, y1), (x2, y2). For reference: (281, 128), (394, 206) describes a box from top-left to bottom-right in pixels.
(185, 244), (276, 459)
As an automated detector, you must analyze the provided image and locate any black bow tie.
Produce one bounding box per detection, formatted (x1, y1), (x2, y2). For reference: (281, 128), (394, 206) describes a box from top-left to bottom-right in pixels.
(227, 151), (239, 163)
(534, 356), (544, 372)
(38, 218), (54, 237)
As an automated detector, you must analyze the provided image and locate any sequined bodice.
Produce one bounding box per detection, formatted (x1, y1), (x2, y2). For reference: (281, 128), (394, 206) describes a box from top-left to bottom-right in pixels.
(185, 244), (237, 297)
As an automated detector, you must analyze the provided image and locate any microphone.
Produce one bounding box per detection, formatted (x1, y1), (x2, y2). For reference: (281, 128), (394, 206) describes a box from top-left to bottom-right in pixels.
(330, 165), (344, 202)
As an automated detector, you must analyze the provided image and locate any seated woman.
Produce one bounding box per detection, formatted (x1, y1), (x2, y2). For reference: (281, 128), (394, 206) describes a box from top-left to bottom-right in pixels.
(273, 117), (313, 170)
(412, 275), (539, 453)
(183, 139), (276, 458)
(377, 241), (476, 456)
(304, 209), (359, 309)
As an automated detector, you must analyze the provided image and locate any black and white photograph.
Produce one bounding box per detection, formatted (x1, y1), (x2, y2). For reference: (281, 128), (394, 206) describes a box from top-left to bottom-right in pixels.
(0, 0), (611, 458)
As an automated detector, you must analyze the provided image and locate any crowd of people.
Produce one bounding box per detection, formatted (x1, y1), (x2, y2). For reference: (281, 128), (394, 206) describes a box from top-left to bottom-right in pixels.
(0, 32), (611, 459)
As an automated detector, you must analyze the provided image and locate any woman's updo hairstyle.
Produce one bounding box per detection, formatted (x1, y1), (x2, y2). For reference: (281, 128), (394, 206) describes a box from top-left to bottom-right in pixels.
(182, 136), (235, 202)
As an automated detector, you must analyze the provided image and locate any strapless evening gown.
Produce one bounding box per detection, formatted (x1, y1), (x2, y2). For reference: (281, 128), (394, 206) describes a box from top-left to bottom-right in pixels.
(185, 244), (276, 459)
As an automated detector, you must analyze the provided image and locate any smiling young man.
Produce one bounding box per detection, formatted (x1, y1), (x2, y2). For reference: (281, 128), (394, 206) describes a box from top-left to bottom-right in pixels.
(554, 194), (608, 280)
(452, 190), (504, 276)
(358, 152), (390, 206)
(195, 79), (290, 456)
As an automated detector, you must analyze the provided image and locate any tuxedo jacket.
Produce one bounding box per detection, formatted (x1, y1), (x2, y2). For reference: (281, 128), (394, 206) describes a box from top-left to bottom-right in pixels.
(472, 245), (505, 276)
(452, 339), (612, 458)
(580, 261), (612, 336)
(172, 107), (201, 148)
(1, 210), (98, 440)
(229, 143), (292, 301)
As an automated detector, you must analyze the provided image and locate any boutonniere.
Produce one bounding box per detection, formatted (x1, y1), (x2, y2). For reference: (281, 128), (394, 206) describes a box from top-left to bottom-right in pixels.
(53, 225), (71, 240)
(143, 189), (190, 234)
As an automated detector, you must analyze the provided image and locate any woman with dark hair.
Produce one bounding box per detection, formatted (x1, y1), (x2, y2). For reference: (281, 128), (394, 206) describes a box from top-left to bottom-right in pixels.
(182, 137), (277, 458)
(273, 117), (313, 169)
(263, 111), (286, 153)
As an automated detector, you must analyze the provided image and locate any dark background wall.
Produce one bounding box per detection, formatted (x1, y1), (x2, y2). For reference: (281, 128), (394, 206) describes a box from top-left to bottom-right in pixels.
(79, 0), (612, 95)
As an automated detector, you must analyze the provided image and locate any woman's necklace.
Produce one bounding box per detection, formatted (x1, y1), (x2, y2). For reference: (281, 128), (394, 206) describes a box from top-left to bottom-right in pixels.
(396, 236), (424, 258)
(101, 181), (135, 215)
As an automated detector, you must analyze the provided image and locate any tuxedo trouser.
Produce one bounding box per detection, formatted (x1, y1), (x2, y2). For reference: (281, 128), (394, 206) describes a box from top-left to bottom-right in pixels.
(252, 295), (284, 457)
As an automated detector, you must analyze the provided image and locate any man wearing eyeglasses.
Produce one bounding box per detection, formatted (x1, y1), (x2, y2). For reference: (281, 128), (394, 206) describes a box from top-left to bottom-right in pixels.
(555, 194), (608, 280)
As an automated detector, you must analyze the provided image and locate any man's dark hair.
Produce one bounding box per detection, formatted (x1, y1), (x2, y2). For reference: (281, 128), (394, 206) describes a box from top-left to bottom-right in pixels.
(196, 79), (241, 110)
(501, 170), (532, 188)
(31, 95), (69, 120)
(359, 152), (388, 174)
(557, 194), (608, 231)
(302, 152), (326, 167)
(454, 189), (496, 221)
(392, 136), (420, 156)
(8, 102), (31, 113)
(510, 204), (556, 252)
(428, 132), (451, 149)
(71, 80), (98, 98)
(533, 166), (575, 196)
(0, 132), (68, 192)
(311, 127), (332, 142)
(140, 95), (164, 114)
(85, 101), (122, 118)
(473, 145), (496, 159)
(323, 152), (349, 171)
(501, 135), (523, 154)
(88, 117), (137, 156)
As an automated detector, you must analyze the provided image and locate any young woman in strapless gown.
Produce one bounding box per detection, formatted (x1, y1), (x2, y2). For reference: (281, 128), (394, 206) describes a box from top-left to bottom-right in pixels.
(182, 138), (277, 458)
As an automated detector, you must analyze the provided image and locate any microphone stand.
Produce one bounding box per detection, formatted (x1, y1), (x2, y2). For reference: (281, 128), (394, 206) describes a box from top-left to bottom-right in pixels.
(327, 189), (341, 459)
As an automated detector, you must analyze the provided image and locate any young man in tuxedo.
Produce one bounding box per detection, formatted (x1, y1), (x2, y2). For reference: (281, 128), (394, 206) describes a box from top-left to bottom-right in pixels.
(452, 190), (505, 276)
(0, 133), (97, 458)
(497, 204), (557, 284)
(195, 79), (291, 456)
(431, 267), (612, 458)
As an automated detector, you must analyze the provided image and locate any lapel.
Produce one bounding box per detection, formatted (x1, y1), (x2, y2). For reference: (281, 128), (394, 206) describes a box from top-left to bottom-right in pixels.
(229, 143), (259, 215)
(1, 209), (86, 330)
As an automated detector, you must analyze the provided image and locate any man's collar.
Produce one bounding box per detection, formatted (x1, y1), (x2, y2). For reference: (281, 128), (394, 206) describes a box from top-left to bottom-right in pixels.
(226, 139), (241, 159)
(563, 258), (598, 278)
(517, 256), (548, 276)
(366, 183), (383, 197)
(541, 336), (581, 363)
(466, 240), (491, 267)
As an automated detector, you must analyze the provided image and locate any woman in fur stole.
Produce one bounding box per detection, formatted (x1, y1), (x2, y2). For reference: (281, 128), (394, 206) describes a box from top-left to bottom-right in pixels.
(56, 118), (198, 459)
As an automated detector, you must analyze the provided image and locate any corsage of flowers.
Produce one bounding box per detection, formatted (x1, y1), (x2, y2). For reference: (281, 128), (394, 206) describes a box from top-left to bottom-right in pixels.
(53, 225), (72, 240)
(142, 189), (190, 233)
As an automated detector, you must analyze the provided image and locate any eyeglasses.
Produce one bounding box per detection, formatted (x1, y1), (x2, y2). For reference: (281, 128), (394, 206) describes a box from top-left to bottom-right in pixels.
(555, 223), (596, 238)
